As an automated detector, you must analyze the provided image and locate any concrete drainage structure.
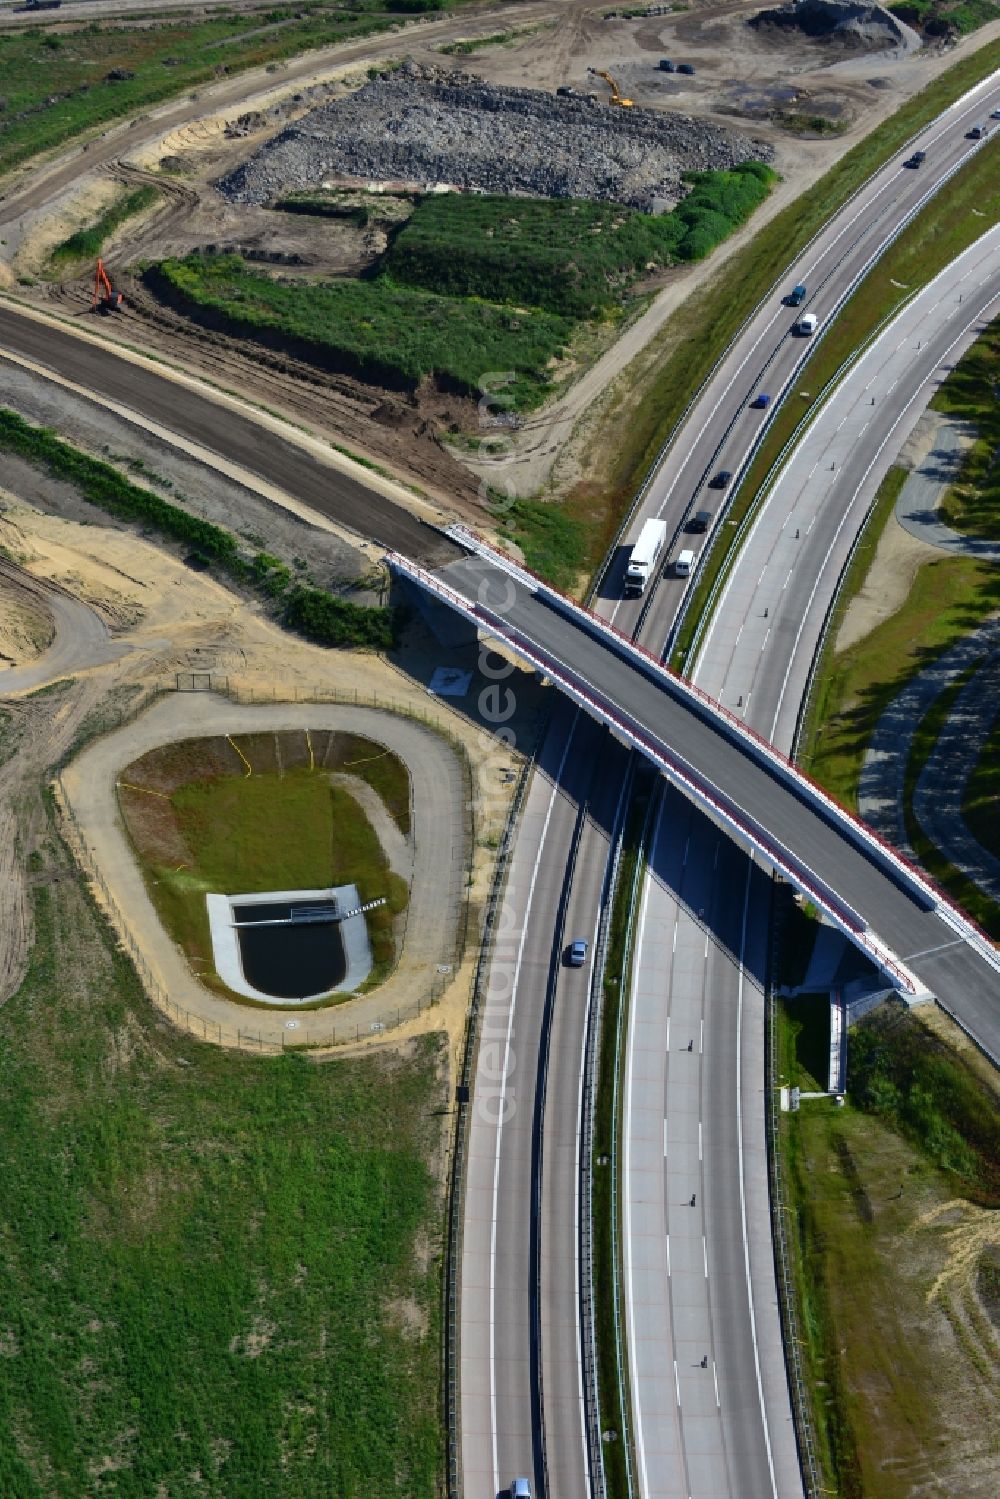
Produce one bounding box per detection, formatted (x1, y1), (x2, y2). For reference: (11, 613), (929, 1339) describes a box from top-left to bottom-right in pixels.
(206, 884), (373, 1004)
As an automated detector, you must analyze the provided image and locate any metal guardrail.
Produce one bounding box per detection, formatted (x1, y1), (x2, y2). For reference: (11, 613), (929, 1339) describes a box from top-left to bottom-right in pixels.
(530, 733), (592, 1498)
(766, 897), (826, 1499)
(579, 759), (634, 1499)
(609, 782), (659, 1499)
(587, 87), (993, 605)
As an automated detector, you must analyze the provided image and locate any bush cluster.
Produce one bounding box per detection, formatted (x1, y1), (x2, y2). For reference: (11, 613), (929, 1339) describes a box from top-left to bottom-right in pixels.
(51, 184), (160, 264)
(382, 163), (777, 316)
(0, 408), (392, 649)
(149, 254), (573, 407)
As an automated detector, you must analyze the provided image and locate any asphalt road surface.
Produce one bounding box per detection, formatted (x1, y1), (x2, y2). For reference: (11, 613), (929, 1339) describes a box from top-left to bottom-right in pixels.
(0, 305), (453, 559)
(436, 549), (1000, 1058)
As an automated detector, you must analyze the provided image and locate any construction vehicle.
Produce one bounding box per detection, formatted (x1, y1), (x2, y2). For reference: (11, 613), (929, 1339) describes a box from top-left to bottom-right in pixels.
(92, 258), (123, 313)
(587, 67), (634, 108)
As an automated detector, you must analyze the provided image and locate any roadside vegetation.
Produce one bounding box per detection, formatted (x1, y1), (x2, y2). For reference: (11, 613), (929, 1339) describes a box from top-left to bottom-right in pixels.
(151, 167), (776, 411)
(776, 995), (1000, 1497)
(383, 166), (777, 318)
(0, 827), (444, 1494)
(963, 710), (1000, 859)
(592, 771), (656, 1499)
(0, 409), (394, 649)
(0, 2), (461, 182)
(890, 0), (1000, 37)
(563, 36), (1000, 585)
(148, 253), (575, 409)
(932, 317), (1000, 539)
(50, 184), (160, 266)
(672, 135), (1000, 665)
(119, 732), (409, 997)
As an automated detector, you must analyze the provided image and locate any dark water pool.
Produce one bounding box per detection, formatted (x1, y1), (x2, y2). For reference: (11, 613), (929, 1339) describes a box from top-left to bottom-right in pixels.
(234, 901), (346, 999)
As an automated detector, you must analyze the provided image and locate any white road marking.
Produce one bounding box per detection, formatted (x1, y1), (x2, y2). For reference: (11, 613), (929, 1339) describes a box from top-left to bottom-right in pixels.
(674, 1359), (682, 1408)
(487, 714), (576, 1495)
(664, 1119), (669, 1157)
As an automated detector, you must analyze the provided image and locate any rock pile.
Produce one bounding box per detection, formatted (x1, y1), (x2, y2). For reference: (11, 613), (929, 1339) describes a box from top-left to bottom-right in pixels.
(218, 66), (774, 213)
(749, 0), (916, 52)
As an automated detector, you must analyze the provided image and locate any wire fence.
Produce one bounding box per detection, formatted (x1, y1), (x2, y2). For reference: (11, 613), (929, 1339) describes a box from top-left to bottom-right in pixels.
(50, 672), (483, 1054)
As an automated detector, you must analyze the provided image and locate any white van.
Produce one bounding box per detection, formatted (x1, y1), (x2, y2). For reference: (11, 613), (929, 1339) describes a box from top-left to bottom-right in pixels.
(674, 548), (695, 577)
(797, 312), (818, 336)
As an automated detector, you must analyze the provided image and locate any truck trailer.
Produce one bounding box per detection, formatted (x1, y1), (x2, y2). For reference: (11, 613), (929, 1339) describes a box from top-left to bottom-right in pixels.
(624, 518), (667, 596)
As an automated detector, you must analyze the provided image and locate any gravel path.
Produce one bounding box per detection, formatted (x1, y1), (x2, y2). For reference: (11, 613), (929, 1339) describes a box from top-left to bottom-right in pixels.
(858, 615), (1000, 897)
(60, 692), (471, 1046)
(895, 412), (1000, 561)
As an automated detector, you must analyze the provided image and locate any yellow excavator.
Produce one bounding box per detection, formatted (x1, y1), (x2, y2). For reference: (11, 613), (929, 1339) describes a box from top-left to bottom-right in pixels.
(587, 67), (634, 108)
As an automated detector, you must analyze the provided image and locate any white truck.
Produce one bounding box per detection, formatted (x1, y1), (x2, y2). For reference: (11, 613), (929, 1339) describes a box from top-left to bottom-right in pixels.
(624, 517), (667, 596)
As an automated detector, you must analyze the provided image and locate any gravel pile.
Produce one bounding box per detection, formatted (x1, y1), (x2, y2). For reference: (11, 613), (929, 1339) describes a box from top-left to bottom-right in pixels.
(749, 0), (916, 51)
(218, 66), (774, 213)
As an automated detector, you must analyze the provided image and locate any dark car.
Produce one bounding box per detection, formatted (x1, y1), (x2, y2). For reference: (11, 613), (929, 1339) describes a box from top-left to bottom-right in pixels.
(709, 470), (733, 489)
(659, 58), (676, 72)
(751, 392), (770, 409)
(905, 150), (926, 168)
(966, 124), (985, 139)
(677, 62), (695, 75)
(786, 284), (807, 307)
(566, 939), (589, 968)
(688, 509), (713, 533)
(556, 86), (574, 97)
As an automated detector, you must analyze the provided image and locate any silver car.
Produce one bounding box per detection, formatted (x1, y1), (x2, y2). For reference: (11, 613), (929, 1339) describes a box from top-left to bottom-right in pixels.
(510, 1481), (532, 1499)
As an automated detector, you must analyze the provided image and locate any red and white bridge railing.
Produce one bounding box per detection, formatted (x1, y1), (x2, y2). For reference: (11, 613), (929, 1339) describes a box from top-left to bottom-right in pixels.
(389, 547), (933, 995)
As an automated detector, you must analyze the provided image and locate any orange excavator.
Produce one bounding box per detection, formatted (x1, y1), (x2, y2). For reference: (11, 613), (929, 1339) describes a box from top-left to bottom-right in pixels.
(587, 67), (634, 108)
(92, 258), (123, 313)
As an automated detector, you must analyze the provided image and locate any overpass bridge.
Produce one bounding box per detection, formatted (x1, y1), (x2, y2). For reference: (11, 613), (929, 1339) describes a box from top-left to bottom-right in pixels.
(390, 527), (1000, 1059)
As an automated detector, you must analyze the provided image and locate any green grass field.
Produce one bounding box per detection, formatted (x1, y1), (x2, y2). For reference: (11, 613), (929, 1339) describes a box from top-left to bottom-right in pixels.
(0, 5), (408, 182)
(0, 845), (444, 1496)
(122, 752), (408, 996)
(383, 165), (777, 318)
(776, 999), (1000, 1497)
(150, 254), (575, 409)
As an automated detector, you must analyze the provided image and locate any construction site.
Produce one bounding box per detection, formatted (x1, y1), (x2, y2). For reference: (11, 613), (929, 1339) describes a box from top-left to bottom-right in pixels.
(0, 0), (947, 517)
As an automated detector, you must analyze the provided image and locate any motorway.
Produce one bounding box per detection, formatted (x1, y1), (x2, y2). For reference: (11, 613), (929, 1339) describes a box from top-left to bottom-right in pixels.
(0, 46), (997, 1499)
(617, 218), (1000, 1499)
(452, 70), (1000, 1499)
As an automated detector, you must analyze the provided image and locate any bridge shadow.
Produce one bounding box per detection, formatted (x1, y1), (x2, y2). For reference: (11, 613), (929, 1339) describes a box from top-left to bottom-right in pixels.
(643, 780), (772, 989)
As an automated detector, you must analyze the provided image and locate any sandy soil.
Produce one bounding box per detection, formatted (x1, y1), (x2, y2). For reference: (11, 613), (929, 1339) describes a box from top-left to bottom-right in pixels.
(0, 482), (546, 1067)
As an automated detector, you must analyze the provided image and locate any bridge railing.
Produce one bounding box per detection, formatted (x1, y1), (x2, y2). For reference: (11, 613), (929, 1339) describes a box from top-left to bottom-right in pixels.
(432, 530), (1000, 980)
(389, 550), (931, 994)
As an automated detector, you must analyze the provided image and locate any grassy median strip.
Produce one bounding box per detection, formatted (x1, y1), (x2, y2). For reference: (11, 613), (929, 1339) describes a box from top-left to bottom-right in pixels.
(0, 408), (394, 648)
(931, 316), (1000, 539)
(592, 770), (655, 1499)
(572, 36), (1000, 572)
(672, 137), (1000, 668)
(0, 822), (445, 1493)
